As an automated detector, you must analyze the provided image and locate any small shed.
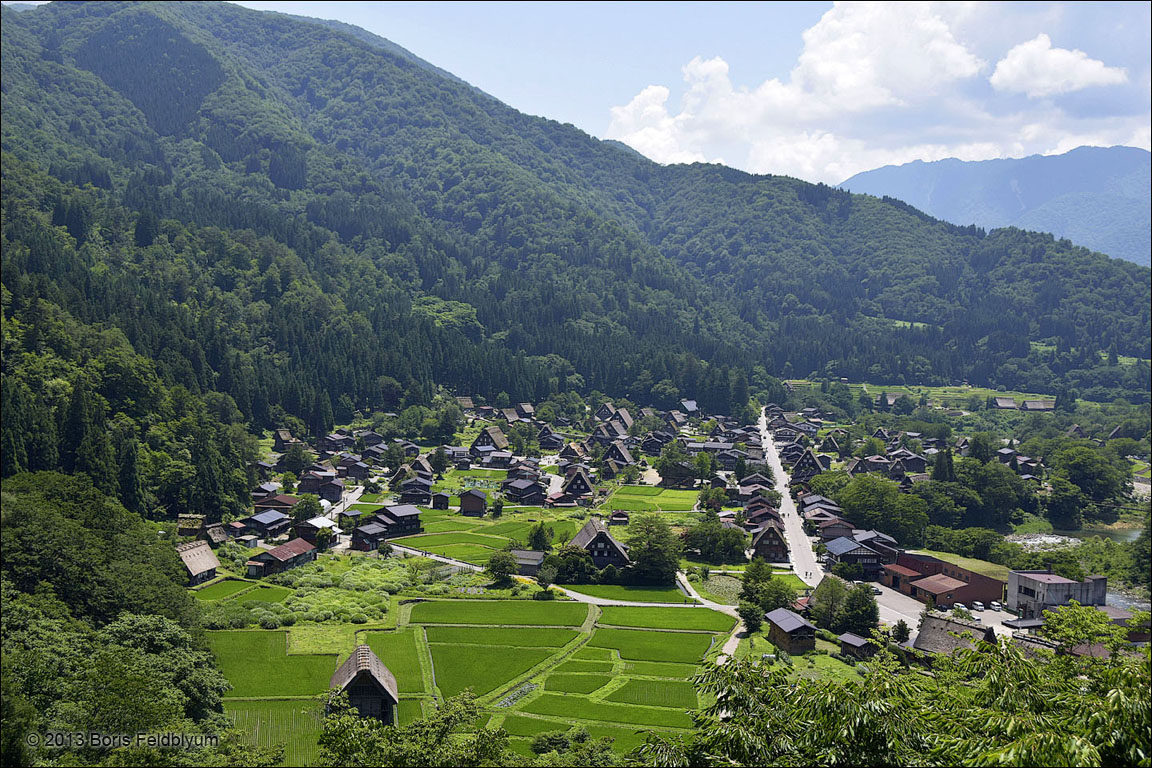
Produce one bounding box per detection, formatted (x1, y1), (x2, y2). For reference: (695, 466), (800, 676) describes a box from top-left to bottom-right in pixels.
(838, 632), (877, 660)
(432, 492), (451, 510)
(459, 489), (487, 517)
(609, 511), (630, 526)
(765, 608), (816, 655)
(510, 549), (547, 577)
(329, 645), (399, 723)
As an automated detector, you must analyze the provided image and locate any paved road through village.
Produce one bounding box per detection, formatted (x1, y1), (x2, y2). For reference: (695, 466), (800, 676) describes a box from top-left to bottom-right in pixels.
(758, 411), (823, 589)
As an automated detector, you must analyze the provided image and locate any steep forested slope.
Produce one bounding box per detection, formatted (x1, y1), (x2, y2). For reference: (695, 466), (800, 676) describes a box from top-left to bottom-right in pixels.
(841, 147), (1152, 267)
(2, 0), (1149, 466)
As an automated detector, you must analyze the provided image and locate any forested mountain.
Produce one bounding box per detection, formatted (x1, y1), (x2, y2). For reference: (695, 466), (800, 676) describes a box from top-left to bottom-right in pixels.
(2, 0), (1149, 501)
(841, 146), (1152, 267)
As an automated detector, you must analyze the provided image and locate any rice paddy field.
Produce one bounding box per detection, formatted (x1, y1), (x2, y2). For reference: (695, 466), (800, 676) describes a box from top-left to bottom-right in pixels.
(605, 486), (699, 511)
(562, 584), (696, 603)
(208, 595), (739, 763)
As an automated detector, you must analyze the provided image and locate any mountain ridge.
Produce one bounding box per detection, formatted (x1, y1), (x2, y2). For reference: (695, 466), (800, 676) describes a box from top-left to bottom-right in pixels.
(840, 146), (1151, 266)
(1, 0), (1148, 432)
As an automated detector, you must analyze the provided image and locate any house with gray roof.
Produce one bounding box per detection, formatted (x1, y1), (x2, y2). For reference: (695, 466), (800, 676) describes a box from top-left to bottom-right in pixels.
(765, 608), (815, 654)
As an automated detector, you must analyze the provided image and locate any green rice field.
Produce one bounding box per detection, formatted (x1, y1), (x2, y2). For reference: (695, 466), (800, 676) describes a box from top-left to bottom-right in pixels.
(562, 584), (695, 604)
(597, 606), (735, 632)
(209, 631), (337, 698)
(193, 579), (255, 600)
(409, 600), (588, 626)
(588, 628), (715, 664)
(363, 630), (426, 694)
(428, 644), (553, 697)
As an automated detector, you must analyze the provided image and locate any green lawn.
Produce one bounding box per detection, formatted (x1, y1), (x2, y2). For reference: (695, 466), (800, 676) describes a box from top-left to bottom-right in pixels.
(587, 628), (715, 664)
(562, 584), (695, 604)
(908, 550), (1011, 581)
(597, 606), (735, 632)
(225, 699), (323, 766)
(605, 679), (698, 708)
(423, 626), (578, 647)
(193, 580), (255, 600)
(409, 600), (588, 626)
(209, 631), (337, 698)
(428, 644), (553, 697)
(363, 630), (425, 694)
(543, 673), (613, 694)
(521, 695), (695, 729)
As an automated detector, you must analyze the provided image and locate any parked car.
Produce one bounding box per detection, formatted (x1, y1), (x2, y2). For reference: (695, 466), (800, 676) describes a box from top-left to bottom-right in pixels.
(971, 601), (985, 611)
(990, 601), (1003, 612)
(870, 586), (882, 595)
(953, 603), (968, 612)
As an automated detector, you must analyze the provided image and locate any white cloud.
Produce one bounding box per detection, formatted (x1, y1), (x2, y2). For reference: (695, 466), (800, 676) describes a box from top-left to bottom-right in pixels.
(990, 33), (1127, 97)
(604, 2), (1149, 183)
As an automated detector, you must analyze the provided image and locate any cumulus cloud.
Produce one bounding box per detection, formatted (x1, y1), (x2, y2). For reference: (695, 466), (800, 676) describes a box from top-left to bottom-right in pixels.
(604, 2), (1149, 183)
(990, 33), (1128, 97)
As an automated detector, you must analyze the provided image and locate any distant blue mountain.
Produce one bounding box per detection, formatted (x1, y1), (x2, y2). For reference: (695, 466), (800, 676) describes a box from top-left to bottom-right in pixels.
(841, 146), (1150, 266)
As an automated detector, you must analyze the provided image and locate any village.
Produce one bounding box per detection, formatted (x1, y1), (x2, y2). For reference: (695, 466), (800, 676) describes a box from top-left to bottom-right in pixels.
(167, 386), (1148, 761)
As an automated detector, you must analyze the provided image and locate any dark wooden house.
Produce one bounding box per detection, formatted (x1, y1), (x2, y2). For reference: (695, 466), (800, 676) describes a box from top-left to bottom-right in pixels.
(750, 522), (788, 562)
(459, 489), (487, 516)
(329, 645), (399, 723)
(765, 608), (816, 654)
(571, 519), (630, 569)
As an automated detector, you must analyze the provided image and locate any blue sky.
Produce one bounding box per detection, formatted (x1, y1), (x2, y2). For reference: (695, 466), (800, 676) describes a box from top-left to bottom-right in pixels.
(9, 1), (1149, 183)
(230, 1), (1150, 183)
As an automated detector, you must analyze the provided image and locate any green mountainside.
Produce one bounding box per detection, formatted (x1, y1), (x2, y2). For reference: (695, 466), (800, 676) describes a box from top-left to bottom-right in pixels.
(841, 146), (1152, 267)
(2, 0), (1149, 462)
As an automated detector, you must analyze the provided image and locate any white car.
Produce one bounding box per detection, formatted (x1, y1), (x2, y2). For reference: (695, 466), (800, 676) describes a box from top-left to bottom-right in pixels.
(953, 602), (968, 612)
(990, 601), (1003, 612)
(971, 601), (985, 611)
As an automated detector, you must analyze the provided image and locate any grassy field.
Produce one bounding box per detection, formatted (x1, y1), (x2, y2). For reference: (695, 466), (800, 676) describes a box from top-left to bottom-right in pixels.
(423, 626), (579, 647)
(193, 579), (255, 600)
(521, 695), (695, 728)
(597, 606), (735, 632)
(499, 714), (571, 737)
(785, 378), (1055, 408)
(562, 584), (695, 604)
(363, 630), (425, 694)
(621, 661), (699, 678)
(606, 487), (698, 511)
(543, 673), (613, 694)
(605, 679), (698, 708)
(690, 574), (742, 605)
(908, 550), (1011, 581)
(409, 600), (588, 626)
(581, 725), (661, 753)
(241, 585), (293, 603)
(587, 628), (715, 664)
(428, 643), (553, 697)
(209, 631), (337, 698)
(225, 699), (323, 766)
(554, 659), (615, 674)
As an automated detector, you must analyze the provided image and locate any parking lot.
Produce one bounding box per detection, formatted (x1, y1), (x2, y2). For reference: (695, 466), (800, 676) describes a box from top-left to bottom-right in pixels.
(871, 583), (1020, 638)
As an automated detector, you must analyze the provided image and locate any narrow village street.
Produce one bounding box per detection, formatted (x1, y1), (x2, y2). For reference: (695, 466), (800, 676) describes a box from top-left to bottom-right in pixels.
(758, 411), (823, 589)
